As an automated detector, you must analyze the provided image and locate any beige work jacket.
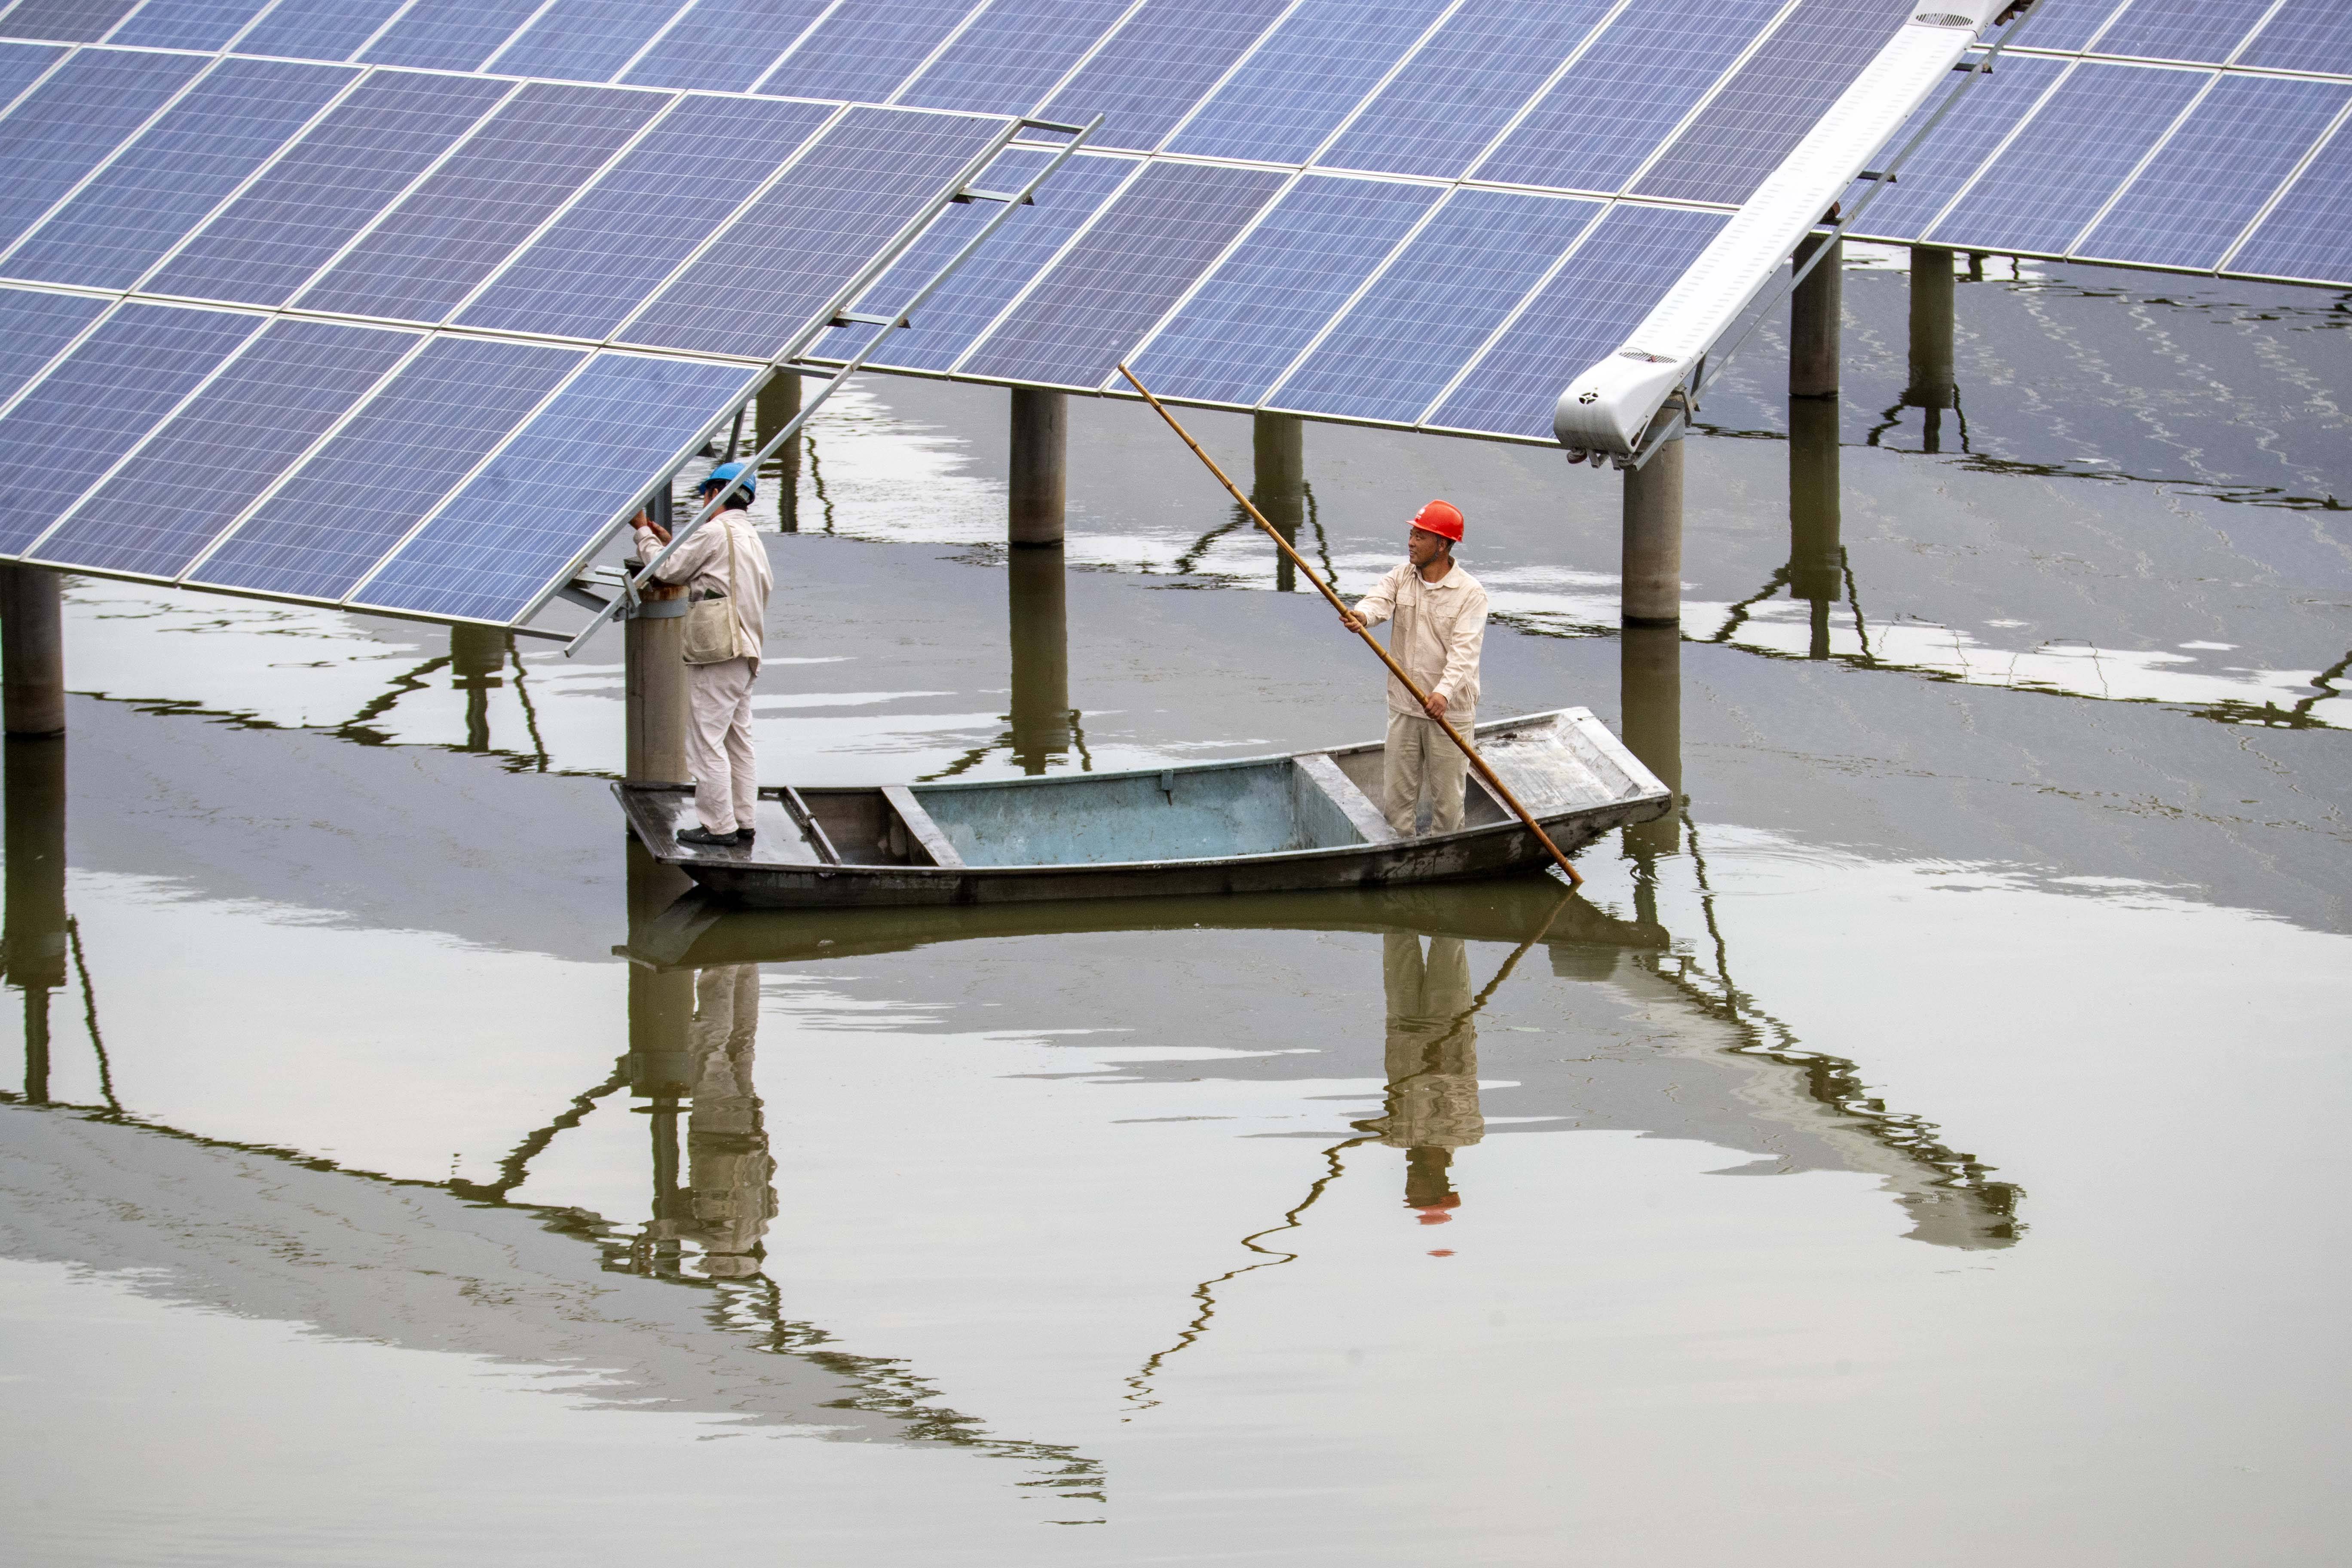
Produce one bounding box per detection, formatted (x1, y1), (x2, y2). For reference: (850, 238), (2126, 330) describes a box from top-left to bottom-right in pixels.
(636, 507), (773, 667)
(1352, 559), (1488, 717)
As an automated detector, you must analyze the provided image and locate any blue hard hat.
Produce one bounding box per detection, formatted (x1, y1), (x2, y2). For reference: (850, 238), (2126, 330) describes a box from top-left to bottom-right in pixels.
(698, 459), (756, 499)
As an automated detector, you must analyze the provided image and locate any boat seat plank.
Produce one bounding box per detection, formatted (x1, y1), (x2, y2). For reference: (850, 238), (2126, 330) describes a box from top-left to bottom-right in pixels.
(882, 785), (966, 868)
(623, 785), (827, 866)
(1294, 752), (1396, 844)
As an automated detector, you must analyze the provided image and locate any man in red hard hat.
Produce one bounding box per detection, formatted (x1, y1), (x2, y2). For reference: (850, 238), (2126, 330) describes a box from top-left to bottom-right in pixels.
(1339, 499), (1489, 836)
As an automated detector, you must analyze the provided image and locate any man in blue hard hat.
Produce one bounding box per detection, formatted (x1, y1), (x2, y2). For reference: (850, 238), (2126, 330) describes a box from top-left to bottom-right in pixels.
(634, 462), (774, 848)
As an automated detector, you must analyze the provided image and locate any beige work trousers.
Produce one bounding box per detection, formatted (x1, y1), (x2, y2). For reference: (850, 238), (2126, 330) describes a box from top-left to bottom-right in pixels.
(1383, 707), (1473, 836)
(687, 655), (758, 833)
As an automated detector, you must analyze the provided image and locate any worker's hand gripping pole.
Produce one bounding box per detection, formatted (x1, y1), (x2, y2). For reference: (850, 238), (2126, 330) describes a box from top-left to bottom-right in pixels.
(1116, 364), (1584, 888)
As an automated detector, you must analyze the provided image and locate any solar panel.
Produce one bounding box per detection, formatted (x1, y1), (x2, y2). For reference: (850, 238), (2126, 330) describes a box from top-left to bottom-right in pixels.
(355, 351), (757, 623)
(1925, 62), (2205, 257)
(2238, 0), (2352, 77)
(1473, 0), (1786, 194)
(959, 159), (1284, 389)
(619, 105), (1008, 359)
(28, 318), (416, 578)
(756, 0), (978, 104)
(0, 42), (66, 111)
(2225, 117), (2352, 284)
(1125, 174), (1441, 407)
(484, 0), (688, 84)
(1635, 0), (1914, 208)
(0, 285), (104, 403)
(2000, 0), (2121, 53)
(143, 70), (514, 306)
(618, 0), (826, 91)
(456, 93), (833, 341)
(1427, 201), (1724, 438)
(2077, 74), (2351, 272)
(1165, 0), (1449, 166)
(0, 57), (356, 290)
(105, 0), (273, 50)
(234, 0), (410, 62)
(1035, 0), (1289, 153)
(1312, 0), (1617, 181)
(1268, 189), (1601, 425)
(293, 82), (668, 323)
(360, 0), (549, 71)
(0, 0), (137, 42)
(1840, 51), (2067, 238)
(0, 47), (207, 249)
(0, 301), (260, 555)
(2089, 0), (2272, 64)
(190, 334), (582, 601)
(892, 0), (1130, 117)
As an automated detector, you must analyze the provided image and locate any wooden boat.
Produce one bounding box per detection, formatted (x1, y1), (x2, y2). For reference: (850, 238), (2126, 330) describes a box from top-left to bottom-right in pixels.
(618, 706), (1671, 909)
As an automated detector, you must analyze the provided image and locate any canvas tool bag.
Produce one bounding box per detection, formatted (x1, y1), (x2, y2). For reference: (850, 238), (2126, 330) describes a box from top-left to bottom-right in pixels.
(682, 518), (753, 665)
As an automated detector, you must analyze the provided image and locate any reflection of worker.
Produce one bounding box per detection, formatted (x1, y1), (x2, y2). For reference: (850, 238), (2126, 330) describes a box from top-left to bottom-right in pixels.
(1368, 933), (1483, 1222)
(634, 462), (775, 848)
(682, 962), (775, 1279)
(1338, 501), (1488, 836)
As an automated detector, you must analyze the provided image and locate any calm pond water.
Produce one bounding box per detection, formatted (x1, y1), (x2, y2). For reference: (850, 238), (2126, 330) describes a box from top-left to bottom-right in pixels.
(3, 253), (2348, 1565)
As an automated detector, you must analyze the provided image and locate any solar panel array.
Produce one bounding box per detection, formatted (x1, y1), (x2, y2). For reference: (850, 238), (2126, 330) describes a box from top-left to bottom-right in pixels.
(0, 28), (1030, 625)
(1847, 0), (2352, 285)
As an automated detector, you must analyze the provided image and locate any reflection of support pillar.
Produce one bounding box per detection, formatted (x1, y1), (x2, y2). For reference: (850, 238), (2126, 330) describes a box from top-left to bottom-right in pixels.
(3, 735), (65, 1103)
(1008, 388), (1066, 547)
(450, 624), (505, 752)
(1007, 543), (1070, 775)
(1620, 435), (1683, 628)
(1790, 233), (1841, 400)
(756, 372), (802, 533)
(1788, 397), (1843, 660)
(1907, 245), (1956, 453)
(1252, 412), (1303, 593)
(1, 564), (65, 738)
(623, 524), (689, 784)
(625, 840), (695, 1274)
(1620, 625), (1681, 858)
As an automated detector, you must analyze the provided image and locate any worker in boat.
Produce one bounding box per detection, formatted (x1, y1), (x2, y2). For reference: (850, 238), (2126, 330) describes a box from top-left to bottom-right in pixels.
(634, 462), (774, 848)
(1337, 500), (1489, 837)
(1365, 931), (1483, 1226)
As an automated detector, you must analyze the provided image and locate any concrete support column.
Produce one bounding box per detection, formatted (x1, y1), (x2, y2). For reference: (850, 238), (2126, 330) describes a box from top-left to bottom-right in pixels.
(624, 490), (690, 784)
(1620, 435), (1684, 628)
(1790, 233), (1841, 399)
(3, 732), (65, 1102)
(1252, 412), (1304, 593)
(1008, 387), (1066, 547)
(1619, 625), (1680, 860)
(1, 565), (65, 738)
(1006, 544), (1070, 775)
(755, 372), (802, 533)
(1908, 244), (1956, 452)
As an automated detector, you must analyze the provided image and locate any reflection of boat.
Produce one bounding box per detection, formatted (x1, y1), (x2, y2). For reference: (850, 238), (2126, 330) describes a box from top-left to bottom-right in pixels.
(618, 708), (1670, 908)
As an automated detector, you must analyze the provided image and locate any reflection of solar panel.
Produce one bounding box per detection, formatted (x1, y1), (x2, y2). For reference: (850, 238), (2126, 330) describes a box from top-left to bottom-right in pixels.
(1846, 0), (2352, 285)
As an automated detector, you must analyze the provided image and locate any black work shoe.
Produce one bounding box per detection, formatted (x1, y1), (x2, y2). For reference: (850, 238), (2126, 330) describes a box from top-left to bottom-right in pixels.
(677, 825), (742, 848)
(736, 824), (756, 843)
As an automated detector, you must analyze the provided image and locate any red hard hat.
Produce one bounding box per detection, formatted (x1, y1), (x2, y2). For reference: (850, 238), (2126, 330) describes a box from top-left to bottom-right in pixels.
(1411, 499), (1464, 542)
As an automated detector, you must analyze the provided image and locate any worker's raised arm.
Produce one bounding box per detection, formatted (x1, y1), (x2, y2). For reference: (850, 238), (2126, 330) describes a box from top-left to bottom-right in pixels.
(636, 513), (723, 585)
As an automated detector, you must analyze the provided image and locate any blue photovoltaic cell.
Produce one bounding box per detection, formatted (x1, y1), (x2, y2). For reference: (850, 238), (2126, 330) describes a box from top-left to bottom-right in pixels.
(2092, 0), (2272, 63)
(0, 285), (104, 402)
(2239, 0), (2352, 77)
(1127, 175), (1441, 407)
(0, 48), (205, 248)
(894, 0), (1129, 116)
(962, 160), (1284, 389)
(1429, 202), (1724, 438)
(2227, 121), (2352, 284)
(1314, 0), (1617, 181)
(485, 0), (687, 83)
(0, 0), (136, 42)
(622, 106), (1006, 361)
(1841, 52), (2066, 239)
(2078, 75), (2350, 271)
(107, 0), (272, 48)
(31, 318), (415, 578)
(1928, 63), (2203, 256)
(756, 0), (979, 104)
(1270, 189), (1600, 425)
(1475, 0), (1785, 193)
(2003, 0), (2125, 52)
(0, 41), (64, 112)
(1035, 0), (1290, 153)
(146, 70), (512, 306)
(0, 303), (259, 556)
(295, 83), (667, 323)
(360, 0), (545, 70)
(1637, 0), (1914, 208)
(193, 335), (581, 600)
(819, 148), (1133, 372)
(621, 0), (826, 91)
(459, 95), (831, 341)
(235, 0), (407, 60)
(3, 58), (355, 290)
(1168, 0), (1450, 165)
(358, 352), (757, 623)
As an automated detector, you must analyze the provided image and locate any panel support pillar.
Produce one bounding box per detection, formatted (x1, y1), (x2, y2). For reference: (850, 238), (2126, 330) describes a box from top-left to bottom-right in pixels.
(624, 488), (690, 785)
(1008, 388), (1066, 547)
(1252, 412), (1304, 593)
(3, 730), (64, 1104)
(1, 564), (65, 738)
(1790, 233), (1841, 400)
(756, 372), (802, 533)
(1620, 434), (1683, 628)
(1907, 245), (1956, 451)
